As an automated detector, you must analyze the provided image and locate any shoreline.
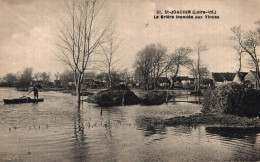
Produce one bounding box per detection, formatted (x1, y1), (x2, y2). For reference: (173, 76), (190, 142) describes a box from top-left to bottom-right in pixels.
(164, 113), (260, 128)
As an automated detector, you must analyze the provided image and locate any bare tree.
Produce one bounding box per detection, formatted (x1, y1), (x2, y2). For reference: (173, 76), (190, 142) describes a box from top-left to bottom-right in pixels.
(57, 0), (111, 105)
(100, 28), (121, 87)
(134, 43), (175, 90)
(194, 41), (207, 92)
(231, 26), (260, 89)
(233, 45), (243, 72)
(231, 25), (260, 89)
(60, 69), (74, 85)
(134, 44), (154, 90)
(3, 73), (18, 87)
(171, 47), (193, 77)
(18, 67), (33, 90)
(54, 72), (60, 80)
(41, 72), (51, 83)
(188, 60), (209, 82)
(34, 72), (41, 81)
(151, 44), (175, 89)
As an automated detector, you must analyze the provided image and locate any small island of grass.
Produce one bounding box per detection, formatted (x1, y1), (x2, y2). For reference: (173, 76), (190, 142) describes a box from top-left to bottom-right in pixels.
(166, 83), (260, 128)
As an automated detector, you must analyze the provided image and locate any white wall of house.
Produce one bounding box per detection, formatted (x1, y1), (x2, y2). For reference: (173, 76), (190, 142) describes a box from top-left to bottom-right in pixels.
(233, 74), (242, 84)
(244, 72), (256, 88)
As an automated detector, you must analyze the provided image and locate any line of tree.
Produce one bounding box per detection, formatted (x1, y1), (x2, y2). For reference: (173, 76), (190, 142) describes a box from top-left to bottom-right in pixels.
(134, 42), (209, 91)
(0, 67), (132, 91)
(1, 68), (51, 90)
(2, 68), (33, 89)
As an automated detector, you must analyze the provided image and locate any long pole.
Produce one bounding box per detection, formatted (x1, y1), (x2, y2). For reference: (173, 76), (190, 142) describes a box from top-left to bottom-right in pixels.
(197, 48), (200, 93)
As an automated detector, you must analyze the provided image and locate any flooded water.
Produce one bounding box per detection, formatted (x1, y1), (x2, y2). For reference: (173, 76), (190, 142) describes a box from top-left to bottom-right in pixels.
(0, 88), (259, 161)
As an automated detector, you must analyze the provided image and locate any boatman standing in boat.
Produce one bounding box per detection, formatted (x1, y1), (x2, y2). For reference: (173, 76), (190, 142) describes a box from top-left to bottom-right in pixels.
(28, 85), (39, 99)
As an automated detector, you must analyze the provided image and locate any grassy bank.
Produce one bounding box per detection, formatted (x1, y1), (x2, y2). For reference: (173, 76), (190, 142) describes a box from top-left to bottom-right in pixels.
(160, 83), (259, 128)
(165, 113), (260, 128)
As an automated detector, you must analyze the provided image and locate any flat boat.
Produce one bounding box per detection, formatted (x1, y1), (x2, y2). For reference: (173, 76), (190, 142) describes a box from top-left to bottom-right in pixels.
(3, 97), (44, 104)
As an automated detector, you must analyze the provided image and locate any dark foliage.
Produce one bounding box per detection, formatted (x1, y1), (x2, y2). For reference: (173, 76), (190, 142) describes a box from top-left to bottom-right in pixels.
(140, 91), (170, 105)
(166, 113), (260, 127)
(107, 84), (131, 91)
(86, 84), (140, 106)
(202, 83), (260, 117)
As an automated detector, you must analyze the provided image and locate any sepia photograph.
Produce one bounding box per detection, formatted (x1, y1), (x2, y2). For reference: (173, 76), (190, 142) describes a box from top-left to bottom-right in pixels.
(0, 0), (260, 161)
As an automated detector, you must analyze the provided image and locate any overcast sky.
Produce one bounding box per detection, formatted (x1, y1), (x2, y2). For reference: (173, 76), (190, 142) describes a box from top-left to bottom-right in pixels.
(0, 0), (260, 78)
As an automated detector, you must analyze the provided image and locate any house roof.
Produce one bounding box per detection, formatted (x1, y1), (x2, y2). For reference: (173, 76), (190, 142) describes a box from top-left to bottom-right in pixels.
(236, 72), (248, 80)
(158, 77), (169, 82)
(244, 71), (259, 82)
(178, 76), (189, 80)
(171, 76), (194, 82)
(54, 80), (61, 83)
(200, 78), (214, 84)
(249, 70), (257, 76)
(67, 79), (74, 82)
(212, 73), (236, 82)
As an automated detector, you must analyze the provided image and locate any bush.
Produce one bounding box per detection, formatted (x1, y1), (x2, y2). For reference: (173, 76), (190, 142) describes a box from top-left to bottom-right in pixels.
(202, 83), (260, 117)
(86, 84), (140, 106)
(140, 91), (171, 105)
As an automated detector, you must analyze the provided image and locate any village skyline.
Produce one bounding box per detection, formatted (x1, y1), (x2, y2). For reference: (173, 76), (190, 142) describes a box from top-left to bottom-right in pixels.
(0, 0), (260, 78)
(1, 1), (260, 161)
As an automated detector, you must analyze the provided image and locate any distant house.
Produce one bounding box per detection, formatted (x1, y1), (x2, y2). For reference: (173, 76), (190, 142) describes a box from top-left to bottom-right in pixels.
(211, 72), (236, 86)
(200, 78), (214, 86)
(67, 80), (75, 86)
(31, 80), (46, 88)
(0, 80), (7, 87)
(126, 78), (136, 88)
(178, 76), (189, 84)
(188, 78), (195, 85)
(31, 80), (55, 88)
(135, 78), (143, 87)
(83, 78), (105, 88)
(170, 76), (195, 88)
(233, 72), (248, 84)
(54, 80), (62, 86)
(126, 76), (137, 88)
(83, 78), (94, 88)
(244, 71), (258, 88)
(157, 77), (170, 88)
(146, 77), (170, 89)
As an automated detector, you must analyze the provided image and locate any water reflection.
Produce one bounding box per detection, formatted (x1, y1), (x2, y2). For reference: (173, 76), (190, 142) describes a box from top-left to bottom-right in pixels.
(71, 106), (88, 161)
(0, 88), (260, 161)
(206, 127), (260, 144)
(135, 116), (167, 136)
(205, 127), (260, 161)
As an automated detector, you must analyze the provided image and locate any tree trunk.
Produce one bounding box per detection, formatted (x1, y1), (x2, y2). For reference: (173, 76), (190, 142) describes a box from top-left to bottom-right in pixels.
(238, 53), (242, 73)
(255, 59), (260, 90)
(197, 52), (201, 93)
(76, 76), (82, 107)
(146, 76), (150, 91)
(108, 66), (112, 88)
(154, 77), (158, 90)
(156, 78), (159, 90)
(147, 78), (149, 91)
(174, 64), (180, 77)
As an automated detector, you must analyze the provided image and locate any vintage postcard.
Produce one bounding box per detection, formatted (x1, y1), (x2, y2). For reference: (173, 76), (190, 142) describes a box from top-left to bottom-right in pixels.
(0, 0), (259, 161)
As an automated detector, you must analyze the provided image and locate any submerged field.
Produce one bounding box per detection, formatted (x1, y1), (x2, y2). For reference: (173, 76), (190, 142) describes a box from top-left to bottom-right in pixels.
(0, 88), (259, 161)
